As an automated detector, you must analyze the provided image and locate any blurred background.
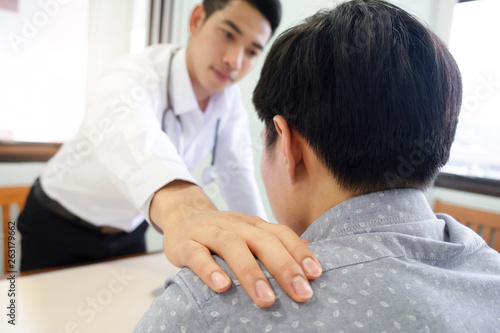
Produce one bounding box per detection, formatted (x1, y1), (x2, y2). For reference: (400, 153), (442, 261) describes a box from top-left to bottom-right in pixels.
(1, 0), (499, 262)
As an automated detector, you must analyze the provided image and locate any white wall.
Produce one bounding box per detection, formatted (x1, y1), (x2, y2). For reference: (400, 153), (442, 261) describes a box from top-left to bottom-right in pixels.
(0, 163), (45, 186)
(86, 0), (135, 93)
(391, 0), (457, 44)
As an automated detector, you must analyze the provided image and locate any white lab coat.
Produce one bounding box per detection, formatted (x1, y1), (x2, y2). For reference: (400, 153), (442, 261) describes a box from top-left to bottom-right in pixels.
(40, 44), (267, 232)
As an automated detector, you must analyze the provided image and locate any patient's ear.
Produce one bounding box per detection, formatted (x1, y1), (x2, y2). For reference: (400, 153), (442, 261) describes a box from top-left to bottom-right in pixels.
(273, 115), (303, 183)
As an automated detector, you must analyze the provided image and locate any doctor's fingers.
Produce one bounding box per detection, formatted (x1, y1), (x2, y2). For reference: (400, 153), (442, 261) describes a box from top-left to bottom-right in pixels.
(219, 219), (321, 302)
(164, 238), (232, 292)
(243, 219), (322, 280)
(201, 216), (318, 305)
(222, 213), (322, 281)
(170, 232), (277, 308)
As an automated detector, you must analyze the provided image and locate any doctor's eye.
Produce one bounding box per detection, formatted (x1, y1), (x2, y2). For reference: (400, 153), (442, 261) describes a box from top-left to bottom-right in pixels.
(222, 29), (234, 41)
(247, 49), (258, 57)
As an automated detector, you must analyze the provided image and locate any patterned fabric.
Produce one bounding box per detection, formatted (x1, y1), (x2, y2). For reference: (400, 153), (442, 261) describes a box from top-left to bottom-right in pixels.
(134, 189), (500, 332)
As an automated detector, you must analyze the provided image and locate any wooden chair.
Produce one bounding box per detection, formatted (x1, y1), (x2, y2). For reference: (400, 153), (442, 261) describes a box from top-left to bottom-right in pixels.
(0, 186), (30, 273)
(434, 200), (500, 252)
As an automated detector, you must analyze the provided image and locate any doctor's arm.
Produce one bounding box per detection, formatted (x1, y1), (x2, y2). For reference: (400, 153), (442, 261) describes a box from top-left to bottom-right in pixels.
(150, 180), (322, 308)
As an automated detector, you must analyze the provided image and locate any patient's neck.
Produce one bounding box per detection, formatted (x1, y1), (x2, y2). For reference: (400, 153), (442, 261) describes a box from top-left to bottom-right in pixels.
(294, 171), (355, 236)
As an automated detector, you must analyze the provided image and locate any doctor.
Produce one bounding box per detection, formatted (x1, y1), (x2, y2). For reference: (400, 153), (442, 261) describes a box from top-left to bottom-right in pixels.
(18, 0), (322, 308)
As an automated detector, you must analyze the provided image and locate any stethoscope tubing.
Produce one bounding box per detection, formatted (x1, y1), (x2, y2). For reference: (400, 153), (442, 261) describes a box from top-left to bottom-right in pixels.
(162, 48), (220, 185)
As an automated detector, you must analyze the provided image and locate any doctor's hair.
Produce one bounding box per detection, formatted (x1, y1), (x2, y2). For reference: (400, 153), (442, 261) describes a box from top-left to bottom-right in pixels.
(202, 0), (282, 34)
(253, 0), (462, 195)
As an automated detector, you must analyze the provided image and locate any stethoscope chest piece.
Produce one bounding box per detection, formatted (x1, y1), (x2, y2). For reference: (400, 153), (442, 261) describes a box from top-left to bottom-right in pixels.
(202, 166), (217, 185)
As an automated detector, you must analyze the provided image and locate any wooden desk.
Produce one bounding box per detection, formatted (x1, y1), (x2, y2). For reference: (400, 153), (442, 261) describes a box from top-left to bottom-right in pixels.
(0, 252), (180, 333)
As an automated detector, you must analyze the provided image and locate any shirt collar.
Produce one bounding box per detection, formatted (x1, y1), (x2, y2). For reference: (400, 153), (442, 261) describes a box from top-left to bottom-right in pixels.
(205, 87), (231, 120)
(301, 188), (437, 242)
(170, 48), (231, 119)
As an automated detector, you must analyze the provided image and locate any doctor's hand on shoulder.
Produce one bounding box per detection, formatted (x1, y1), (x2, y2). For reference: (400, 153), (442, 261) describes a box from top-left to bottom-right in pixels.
(150, 180), (323, 308)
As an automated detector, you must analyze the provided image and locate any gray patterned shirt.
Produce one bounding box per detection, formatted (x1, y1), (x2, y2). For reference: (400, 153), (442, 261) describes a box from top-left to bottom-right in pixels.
(134, 189), (500, 332)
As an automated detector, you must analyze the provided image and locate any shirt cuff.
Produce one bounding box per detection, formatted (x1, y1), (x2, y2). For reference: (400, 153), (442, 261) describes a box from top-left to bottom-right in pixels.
(123, 159), (198, 224)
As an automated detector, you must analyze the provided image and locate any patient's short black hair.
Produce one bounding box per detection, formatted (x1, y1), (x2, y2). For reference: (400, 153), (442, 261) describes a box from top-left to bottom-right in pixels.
(253, 0), (462, 194)
(203, 0), (282, 35)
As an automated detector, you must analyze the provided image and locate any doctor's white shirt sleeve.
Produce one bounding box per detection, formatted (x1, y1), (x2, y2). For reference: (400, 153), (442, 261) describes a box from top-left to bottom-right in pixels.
(214, 87), (268, 220)
(86, 56), (197, 223)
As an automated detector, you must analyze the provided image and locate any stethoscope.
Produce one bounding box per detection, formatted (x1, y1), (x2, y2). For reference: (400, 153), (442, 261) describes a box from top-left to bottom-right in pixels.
(162, 48), (220, 185)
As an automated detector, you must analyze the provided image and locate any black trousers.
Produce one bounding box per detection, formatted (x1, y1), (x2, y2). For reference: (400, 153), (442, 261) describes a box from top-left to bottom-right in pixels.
(18, 185), (149, 272)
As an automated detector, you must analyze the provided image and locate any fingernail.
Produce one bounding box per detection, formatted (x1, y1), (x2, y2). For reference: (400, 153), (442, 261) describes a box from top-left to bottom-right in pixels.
(302, 257), (322, 277)
(211, 271), (229, 290)
(292, 276), (313, 300)
(255, 279), (275, 303)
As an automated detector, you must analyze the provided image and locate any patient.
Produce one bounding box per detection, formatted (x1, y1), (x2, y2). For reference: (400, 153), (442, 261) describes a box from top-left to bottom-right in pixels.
(134, 0), (500, 331)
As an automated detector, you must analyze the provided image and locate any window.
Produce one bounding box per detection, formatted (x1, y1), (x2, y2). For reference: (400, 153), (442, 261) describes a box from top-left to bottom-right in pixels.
(0, 0), (152, 161)
(436, 0), (500, 197)
(0, 0), (89, 143)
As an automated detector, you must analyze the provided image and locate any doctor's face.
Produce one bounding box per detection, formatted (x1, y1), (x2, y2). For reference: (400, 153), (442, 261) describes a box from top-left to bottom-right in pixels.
(186, 0), (272, 95)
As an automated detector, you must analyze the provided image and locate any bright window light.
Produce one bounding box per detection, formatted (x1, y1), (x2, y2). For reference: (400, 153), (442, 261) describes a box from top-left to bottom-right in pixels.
(442, 0), (500, 181)
(0, 0), (89, 143)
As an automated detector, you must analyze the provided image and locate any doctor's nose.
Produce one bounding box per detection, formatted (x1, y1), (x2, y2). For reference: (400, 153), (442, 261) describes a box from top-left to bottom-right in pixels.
(223, 46), (244, 71)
